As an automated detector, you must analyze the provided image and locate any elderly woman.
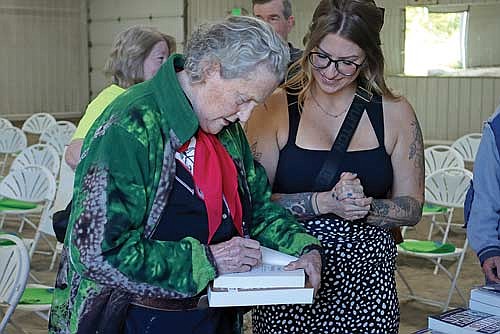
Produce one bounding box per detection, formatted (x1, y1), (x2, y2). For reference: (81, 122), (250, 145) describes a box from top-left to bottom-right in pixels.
(49, 16), (322, 334)
(65, 25), (176, 170)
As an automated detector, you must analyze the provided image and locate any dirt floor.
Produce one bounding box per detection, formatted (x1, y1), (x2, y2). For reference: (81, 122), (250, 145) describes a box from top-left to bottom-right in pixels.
(2, 212), (483, 334)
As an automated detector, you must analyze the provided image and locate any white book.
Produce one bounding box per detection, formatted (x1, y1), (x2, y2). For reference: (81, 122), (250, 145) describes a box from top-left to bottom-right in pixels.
(471, 287), (500, 308)
(209, 247), (314, 307)
(212, 247), (305, 289)
(208, 286), (314, 307)
(428, 308), (500, 334)
(470, 299), (500, 316)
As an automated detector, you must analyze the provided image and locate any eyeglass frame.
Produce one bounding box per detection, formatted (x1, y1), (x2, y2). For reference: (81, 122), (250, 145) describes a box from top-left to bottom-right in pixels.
(307, 48), (365, 77)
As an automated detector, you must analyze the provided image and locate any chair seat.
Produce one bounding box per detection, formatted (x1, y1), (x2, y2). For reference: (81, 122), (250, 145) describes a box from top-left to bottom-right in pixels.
(0, 206), (41, 214)
(0, 199), (38, 210)
(14, 284), (52, 318)
(397, 239), (464, 259)
(0, 198), (41, 214)
(19, 285), (53, 305)
(422, 203), (448, 215)
(400, 240), (455, 253)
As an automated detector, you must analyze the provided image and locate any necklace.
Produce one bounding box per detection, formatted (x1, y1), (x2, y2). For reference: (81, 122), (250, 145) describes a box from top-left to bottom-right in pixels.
(310, 91), (349, 118)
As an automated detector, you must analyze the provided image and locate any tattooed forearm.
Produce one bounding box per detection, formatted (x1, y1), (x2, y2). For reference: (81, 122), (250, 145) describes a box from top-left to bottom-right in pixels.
(409, 119), (425, 181)
(271, 192), (318, 219)
(365, 196), (423, 228)
(250, 142), (262, 162)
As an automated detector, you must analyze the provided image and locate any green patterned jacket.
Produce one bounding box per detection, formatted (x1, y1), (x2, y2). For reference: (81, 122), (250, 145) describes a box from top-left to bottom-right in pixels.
(48, 54), (320, 333)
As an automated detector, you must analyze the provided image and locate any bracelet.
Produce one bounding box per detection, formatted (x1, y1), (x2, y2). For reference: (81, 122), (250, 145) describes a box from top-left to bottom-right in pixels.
(314, 192), (320, 215)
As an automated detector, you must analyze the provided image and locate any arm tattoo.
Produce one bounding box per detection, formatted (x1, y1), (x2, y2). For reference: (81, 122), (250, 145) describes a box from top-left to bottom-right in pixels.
(365, 196), (423, 228)
(409, 119), (425, 181)
(271, 192), (317, 219)
(250, 142), (262, 162)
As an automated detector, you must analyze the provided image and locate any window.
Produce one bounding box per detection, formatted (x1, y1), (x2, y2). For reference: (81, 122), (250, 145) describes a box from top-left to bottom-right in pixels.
(404, 6), (467, 76)
(403, 4), (500, 77)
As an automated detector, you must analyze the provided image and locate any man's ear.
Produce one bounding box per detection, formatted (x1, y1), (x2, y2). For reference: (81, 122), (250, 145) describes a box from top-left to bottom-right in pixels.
(287, 15), (295, 33)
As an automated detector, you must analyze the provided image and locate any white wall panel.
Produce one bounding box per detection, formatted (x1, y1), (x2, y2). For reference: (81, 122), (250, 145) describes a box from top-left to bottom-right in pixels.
(187, 0), (250, 35)
(89, 19), (184, 46)
(376, 0), (500, 142)
(467, 4), (500, 67)
(186, 0), (318, 50)
(388, 76), (500, 142)
(90, 0), (184, 19)
(287, 0), (320, 49)
(0, 0), (88, 120)
(88, 0), (184, 99)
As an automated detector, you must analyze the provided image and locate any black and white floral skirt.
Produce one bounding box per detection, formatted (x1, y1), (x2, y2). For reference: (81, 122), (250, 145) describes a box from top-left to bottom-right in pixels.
(252, 216), (399, 334)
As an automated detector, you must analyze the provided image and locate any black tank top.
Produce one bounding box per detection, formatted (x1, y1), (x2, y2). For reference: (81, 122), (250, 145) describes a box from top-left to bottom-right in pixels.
(273, 93), (393, 198)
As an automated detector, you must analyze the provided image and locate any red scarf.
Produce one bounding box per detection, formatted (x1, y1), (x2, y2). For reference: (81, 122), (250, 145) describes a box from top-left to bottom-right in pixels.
(179, 130), (243, 243)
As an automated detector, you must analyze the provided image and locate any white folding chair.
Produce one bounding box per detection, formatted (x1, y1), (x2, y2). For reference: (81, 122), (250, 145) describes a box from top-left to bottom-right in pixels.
(397, 167), (473, 311)
(21, 113), (56, 136)
(0, 166), (56, 236)
(9, 144), (60, 179)
(0, 117), (12, 130)
(0, 127), (27, 176)
(0, 233), (29, 333)
(451, 133), (482, 163)
(424, 145), (464, 177)
(44, 148), (74, 270)
(53, 148), (74, 214)
(423, 145), (465, 240)
(0, 233), (54, 331)
(39, 121), (76, 157)
(24, 203), (62, 271)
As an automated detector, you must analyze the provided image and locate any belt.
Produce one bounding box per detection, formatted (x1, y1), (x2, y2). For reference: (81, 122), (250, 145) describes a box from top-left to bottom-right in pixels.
(132, 294), (209, 311)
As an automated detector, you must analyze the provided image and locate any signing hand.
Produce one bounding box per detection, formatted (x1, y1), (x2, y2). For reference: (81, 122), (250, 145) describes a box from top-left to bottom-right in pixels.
(209, 237), (262, 274)
(284, 250), (322, 296)
(483, 256), (500, 283)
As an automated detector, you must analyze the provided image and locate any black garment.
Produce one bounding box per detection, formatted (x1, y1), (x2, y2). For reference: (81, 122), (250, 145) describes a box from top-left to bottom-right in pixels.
(284, 43), (303, 84)
(152, 163), (238, 244)
(253, 91), (399, 333)
(125, 161), (237, 334)
(288, 42), (303, 65)
(125, 306), (238, 334)
(273, 93), (393, 198)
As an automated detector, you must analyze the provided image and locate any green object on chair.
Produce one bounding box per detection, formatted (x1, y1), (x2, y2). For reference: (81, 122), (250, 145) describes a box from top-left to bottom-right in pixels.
(0, 231), (21, 246)
(19, 287), (54, 304)
(231, 7), (242, 15)
(0, 198), (38, 210)
(400, 240), (456, 254)
(422, 203), (447, 214)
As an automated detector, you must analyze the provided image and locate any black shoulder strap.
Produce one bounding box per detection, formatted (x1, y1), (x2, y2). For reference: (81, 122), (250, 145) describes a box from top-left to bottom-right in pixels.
(313, 86), (373, 190)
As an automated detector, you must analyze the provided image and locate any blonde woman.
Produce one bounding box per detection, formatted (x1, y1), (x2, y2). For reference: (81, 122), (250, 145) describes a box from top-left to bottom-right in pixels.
(65, 26), (176, 170)
(246, 0), (424, 332)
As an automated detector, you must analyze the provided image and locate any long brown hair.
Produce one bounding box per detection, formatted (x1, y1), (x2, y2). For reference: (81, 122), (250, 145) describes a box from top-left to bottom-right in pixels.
(287, 0), (396, 107)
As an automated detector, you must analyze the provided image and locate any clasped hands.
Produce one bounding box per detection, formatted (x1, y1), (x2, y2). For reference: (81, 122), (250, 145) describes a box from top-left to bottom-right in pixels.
(209, 237), (322, 294)
(316, 172), (372, 221)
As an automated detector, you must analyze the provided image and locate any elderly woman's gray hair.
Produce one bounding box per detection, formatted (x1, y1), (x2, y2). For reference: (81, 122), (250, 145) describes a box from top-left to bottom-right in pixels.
(184, 16), (290, 83)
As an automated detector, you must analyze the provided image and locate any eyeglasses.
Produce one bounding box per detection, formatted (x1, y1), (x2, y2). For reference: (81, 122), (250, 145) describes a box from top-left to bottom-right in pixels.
(308, 51), (364, 77)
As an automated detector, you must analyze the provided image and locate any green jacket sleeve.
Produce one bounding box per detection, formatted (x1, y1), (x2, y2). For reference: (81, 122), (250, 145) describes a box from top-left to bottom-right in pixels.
(234, 124), (321, 256)
(69, 125), (216, 298)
